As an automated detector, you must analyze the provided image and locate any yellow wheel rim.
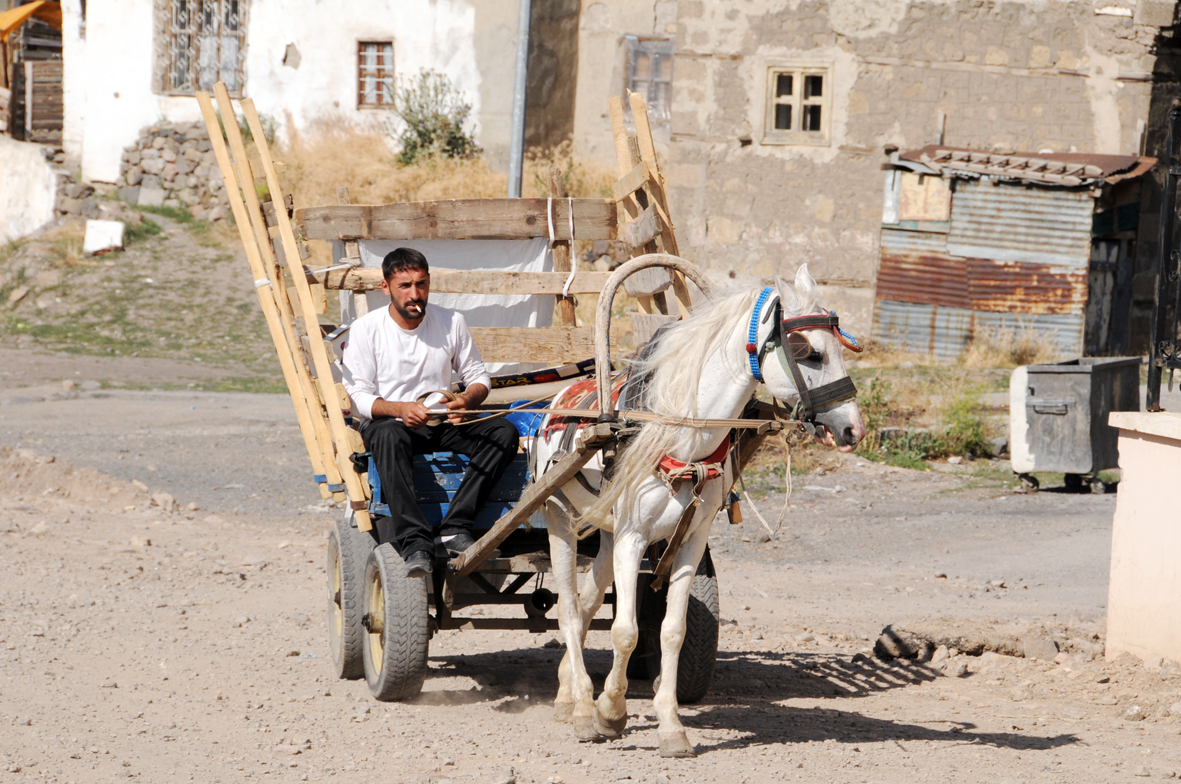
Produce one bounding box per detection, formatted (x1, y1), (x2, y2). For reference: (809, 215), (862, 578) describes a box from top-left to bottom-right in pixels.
(366, 566), (384, 672)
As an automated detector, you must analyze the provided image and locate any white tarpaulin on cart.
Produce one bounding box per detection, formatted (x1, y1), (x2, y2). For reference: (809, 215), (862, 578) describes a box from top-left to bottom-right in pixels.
(335, 238), (555, 374)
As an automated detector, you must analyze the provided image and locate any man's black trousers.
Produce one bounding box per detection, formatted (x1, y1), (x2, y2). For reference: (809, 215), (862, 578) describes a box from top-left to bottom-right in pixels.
(360, 417), (520, 558)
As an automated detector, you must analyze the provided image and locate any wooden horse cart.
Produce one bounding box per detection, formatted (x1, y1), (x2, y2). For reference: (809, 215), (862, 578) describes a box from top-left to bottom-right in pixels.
(197, 84), (783, 703)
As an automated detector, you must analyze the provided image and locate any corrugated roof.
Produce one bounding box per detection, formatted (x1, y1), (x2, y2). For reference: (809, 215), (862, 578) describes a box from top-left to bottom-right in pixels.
(898, 146), (1155, 187)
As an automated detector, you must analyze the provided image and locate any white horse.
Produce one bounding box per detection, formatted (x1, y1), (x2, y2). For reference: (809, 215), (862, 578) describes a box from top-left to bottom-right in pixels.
(531, 264), (865, 757)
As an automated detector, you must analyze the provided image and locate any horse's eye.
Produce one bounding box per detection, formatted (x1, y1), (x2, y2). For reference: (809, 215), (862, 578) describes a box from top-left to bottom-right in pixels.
(786, 333), (819, 361)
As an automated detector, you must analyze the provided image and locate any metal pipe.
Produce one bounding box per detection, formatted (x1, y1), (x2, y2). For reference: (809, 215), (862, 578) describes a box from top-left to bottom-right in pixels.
(1147, 99), (1180, 411)
(506, 0), (532, 198)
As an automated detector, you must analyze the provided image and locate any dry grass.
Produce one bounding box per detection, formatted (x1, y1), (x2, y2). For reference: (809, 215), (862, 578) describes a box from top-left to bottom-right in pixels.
(43, 223), (87, 269)
(269, 122), (618, 266)
(850, 338), (935, 368)
(960, 324), (1060, 368)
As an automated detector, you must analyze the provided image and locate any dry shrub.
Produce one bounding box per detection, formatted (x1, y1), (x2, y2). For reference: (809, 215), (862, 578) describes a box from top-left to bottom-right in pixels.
(961, 324), (1059, 368)
(851, 337), (934, 368)
(276, 117), (507, 210)
(522, 141), (616, 200)
(44, 223), (86, 268)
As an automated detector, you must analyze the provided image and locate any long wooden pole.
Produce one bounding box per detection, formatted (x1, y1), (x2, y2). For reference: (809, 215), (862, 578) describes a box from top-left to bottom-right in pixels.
(210, 83), (343, 501)
(195, 90), (335, 500)
(548, 165), (578, 327)
(238, 95), (374, 532)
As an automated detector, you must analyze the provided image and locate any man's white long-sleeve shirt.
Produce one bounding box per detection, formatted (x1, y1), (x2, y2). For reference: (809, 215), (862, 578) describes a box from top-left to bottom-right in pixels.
(342, 304), (491, 424)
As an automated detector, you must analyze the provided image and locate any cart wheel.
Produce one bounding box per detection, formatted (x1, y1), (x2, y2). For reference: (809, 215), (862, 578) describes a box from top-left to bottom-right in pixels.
(635, 550), (720, 704)
(1064, 473), (1083, 492)
(361, 543), (430, 701)
(1018, 473), (1039, 493)
(327, 514), (376, 680)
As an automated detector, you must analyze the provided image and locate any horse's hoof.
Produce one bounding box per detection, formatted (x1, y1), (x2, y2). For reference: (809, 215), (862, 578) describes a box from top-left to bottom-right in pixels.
(593, 710), (627, 739)
(574, 715), (603, 742)
(553, 701), (574, 723)
(658, 733), (696, 758)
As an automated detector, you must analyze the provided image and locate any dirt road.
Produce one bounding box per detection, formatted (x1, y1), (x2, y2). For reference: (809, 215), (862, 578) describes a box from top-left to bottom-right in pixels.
(2, 357), (1180, 783)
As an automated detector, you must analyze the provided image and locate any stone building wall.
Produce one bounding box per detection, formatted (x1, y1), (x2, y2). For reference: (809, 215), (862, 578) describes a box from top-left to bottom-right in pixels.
(667, 0), (1165, 336)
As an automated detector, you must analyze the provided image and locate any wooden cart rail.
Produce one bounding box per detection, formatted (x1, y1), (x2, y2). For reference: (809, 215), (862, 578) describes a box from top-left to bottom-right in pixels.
(295, 198), (616, 242)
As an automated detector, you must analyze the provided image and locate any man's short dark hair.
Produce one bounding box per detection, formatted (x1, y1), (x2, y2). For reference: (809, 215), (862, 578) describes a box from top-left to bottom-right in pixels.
(382, 248), (429, 280)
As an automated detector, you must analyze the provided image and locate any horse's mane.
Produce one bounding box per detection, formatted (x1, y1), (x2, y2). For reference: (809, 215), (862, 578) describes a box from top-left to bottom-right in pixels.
(580, 284), (816, 528)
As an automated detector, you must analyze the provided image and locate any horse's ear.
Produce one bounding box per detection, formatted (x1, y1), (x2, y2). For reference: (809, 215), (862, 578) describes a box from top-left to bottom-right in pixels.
(775, 274), (802, 313)
(795, 263), (817, 296)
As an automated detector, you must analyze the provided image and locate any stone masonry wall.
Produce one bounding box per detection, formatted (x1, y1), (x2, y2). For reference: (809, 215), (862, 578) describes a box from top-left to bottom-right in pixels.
(669, 0), (1163, 336)
(116, 122), (228, 221)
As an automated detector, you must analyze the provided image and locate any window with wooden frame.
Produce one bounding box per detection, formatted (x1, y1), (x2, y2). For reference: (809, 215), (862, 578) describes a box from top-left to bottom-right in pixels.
(357, 41), (394, 108)
(625, 36), (674, 124)
(159, 0), (247, 95)
(763, 63), (831, 146)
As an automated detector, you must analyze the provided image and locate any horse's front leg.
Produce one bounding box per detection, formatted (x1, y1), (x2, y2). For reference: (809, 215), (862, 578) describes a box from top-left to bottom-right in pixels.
(651, 494), (718, 758)
(546, 511), (598, 740)
(555, 530), (614, 721)
(594, 525), (647, 738)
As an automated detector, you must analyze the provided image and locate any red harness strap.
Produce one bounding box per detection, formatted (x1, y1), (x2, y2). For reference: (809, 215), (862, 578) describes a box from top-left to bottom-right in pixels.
(657, 435), (731, 482)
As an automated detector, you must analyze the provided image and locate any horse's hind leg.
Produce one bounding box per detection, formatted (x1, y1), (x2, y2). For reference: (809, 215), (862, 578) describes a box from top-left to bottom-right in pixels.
(652, 506), (716, 758)
(547, 517), (598, 740)
(594, 528), (646, 739)
(555, 531), (614, 721)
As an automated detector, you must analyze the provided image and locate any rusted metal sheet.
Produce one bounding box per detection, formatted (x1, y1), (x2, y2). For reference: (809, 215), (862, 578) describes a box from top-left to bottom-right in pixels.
(872, 300), (974, 362)
(947, 180), (1094, 267)
(876, 228), (968, 308)
(965, 258), (1088, 315)
(873, 299), (1084, 361)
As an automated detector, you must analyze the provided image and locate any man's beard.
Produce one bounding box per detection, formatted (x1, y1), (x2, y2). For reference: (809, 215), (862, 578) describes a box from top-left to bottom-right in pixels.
(394, 299), (426, 321)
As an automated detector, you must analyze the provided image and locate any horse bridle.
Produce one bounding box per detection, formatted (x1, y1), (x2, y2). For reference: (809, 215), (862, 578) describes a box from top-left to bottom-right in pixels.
(746, 287), (862, 434)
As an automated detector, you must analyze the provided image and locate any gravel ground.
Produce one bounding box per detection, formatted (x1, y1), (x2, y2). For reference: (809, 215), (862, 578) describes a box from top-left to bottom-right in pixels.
(2, 360), (1181, 784)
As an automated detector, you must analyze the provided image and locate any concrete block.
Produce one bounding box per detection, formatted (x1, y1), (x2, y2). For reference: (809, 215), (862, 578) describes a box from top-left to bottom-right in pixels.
(83, 219), (124, 255)
(137, 187), (166, 208)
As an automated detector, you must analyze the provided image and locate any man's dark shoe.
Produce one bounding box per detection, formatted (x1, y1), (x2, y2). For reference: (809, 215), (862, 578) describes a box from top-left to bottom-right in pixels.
(436, 530), (499, 559)
(403, 550), (433, 578)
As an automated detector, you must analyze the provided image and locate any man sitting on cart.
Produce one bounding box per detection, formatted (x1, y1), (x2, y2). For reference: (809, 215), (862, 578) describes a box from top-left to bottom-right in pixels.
(343, 248), (520, 577)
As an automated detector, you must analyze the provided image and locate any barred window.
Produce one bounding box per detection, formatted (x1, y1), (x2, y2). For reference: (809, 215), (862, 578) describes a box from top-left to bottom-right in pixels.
(161, 0), (247, 95)
(357, 41), (394, 108)
(625, 36), (674, 125)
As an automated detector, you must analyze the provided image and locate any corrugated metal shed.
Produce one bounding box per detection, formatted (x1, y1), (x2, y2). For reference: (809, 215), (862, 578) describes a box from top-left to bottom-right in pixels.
(947, 181), (1094, 266)
(877, 229), (968, 309)
(873, 148), (1154, 361)
(874, 300), (1086, 362)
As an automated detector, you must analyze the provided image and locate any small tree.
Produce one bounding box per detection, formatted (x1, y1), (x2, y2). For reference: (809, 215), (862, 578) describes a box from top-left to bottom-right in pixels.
(390, 69), (480, 165)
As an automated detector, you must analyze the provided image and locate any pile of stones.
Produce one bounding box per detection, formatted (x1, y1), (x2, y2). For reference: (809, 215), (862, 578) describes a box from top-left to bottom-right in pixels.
(115, 121), (228, 220)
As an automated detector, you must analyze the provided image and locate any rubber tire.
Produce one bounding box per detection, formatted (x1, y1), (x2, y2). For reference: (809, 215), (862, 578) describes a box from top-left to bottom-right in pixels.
(362, 543), (430, 701)
(326, 514), (376, 680)
(633, 551), (720, 704)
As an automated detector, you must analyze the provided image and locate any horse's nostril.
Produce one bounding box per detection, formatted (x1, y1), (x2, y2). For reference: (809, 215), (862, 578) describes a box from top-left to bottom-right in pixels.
(843, 426), (858, 444)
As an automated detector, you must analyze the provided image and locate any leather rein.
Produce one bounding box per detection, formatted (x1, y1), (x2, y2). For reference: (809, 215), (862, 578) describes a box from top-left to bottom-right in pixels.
(746, 287), (862, 437)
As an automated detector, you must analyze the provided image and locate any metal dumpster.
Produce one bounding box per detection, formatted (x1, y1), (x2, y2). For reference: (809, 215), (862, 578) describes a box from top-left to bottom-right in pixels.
(1010, 357), (1141, 491)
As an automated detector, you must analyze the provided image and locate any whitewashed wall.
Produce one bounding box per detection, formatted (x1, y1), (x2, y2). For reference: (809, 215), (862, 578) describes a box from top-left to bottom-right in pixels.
(70, 0), (502, 184)
(0, 136), (58, 242)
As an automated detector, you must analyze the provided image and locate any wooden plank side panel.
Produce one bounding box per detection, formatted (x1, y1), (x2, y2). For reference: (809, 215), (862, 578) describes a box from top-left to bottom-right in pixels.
(296, 199), (617, 241)
(308, 266), (611, 295)
(471, 327), (595, 364)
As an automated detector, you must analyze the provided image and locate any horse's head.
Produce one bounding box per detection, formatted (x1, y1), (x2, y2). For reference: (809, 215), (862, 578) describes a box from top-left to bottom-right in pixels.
(754, 265), (866, 452)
